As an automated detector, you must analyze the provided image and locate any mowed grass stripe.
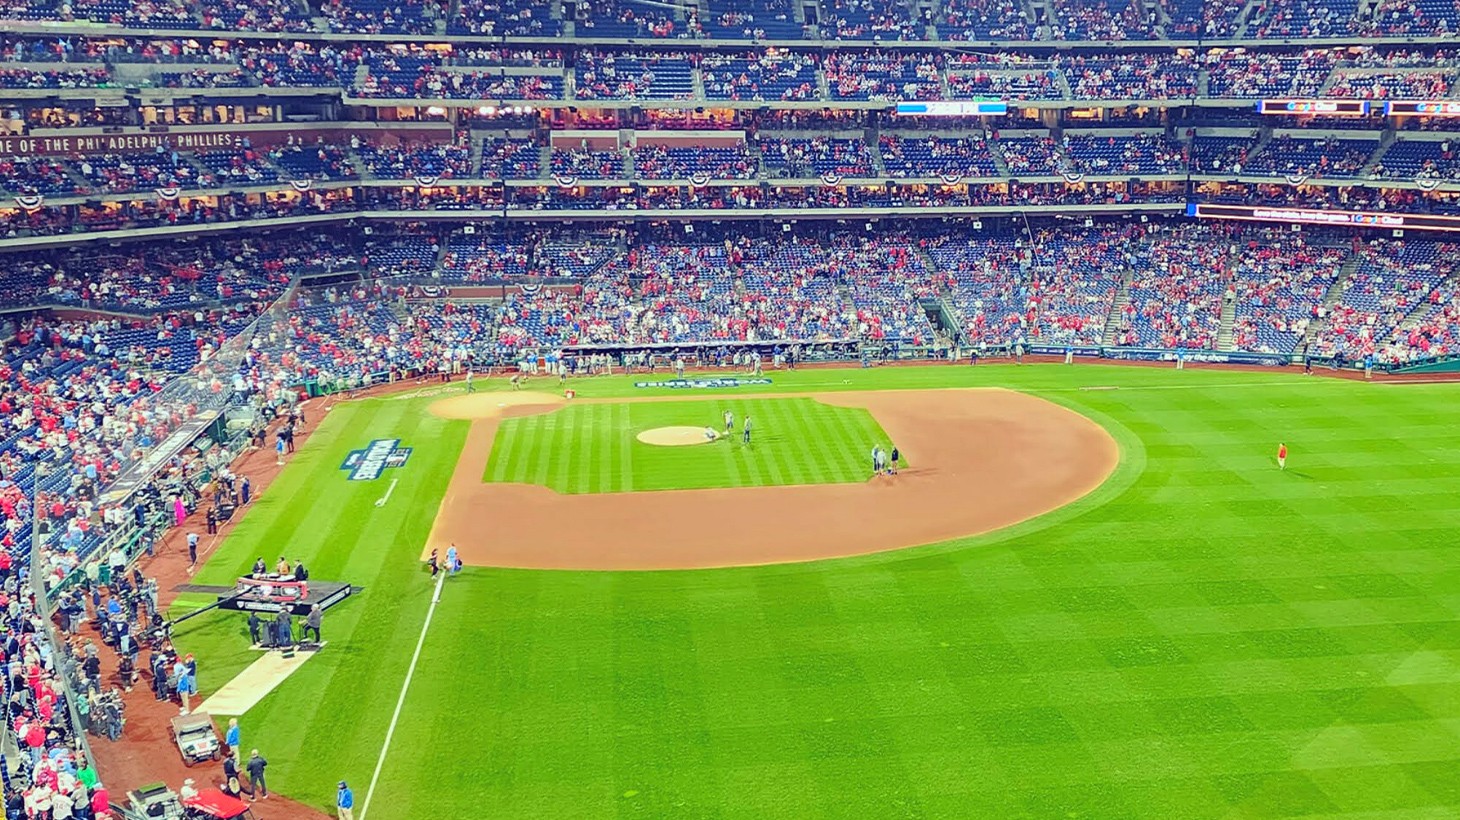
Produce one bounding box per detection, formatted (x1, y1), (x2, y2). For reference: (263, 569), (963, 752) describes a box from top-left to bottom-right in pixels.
(180, 366), (1460, 818)
(485, 397), (890, 493)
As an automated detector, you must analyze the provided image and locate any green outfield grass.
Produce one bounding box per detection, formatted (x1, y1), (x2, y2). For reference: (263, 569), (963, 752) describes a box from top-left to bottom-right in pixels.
(485, 397), (890, 492)
(171, 365), (1460, 819)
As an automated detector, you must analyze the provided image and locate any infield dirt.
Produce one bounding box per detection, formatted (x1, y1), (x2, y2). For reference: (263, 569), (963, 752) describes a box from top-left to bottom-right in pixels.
(426, 388), (1119, 570)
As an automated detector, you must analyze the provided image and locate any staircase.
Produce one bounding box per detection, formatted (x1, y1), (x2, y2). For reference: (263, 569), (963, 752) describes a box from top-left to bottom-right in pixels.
(1101, 269), (1133, 346)
(1297, 251), (1363, 352)
(1246, 127), (1276, 165)
(1360, 129), (1398, 177)
(469, 131), (487, 177)
(1216, 251), (1241, 351)
(1385, 268), (1459, 339)
(1216, 294), (1237, 351)
(1233, 0), (1262, 37)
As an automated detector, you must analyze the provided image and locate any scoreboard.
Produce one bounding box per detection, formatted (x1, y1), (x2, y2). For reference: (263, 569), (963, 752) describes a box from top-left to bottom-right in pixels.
(1383, 100), (1460, 117)
(1258, 99), (1369, 116)
(894, 101), (1008, 116)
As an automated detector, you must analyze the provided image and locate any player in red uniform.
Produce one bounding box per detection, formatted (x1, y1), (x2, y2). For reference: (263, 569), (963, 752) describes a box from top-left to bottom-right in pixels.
(1277, 443), (1287, 470)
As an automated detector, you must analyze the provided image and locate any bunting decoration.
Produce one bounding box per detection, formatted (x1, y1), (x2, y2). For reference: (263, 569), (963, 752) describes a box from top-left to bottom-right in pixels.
(820, 172), (843, 187)
(290, 179), (313, 192)
(552, 173), (577, 188)
(414, 175), (441, 188)
(689, 172), (711, 188)
(1284, 172), (1310, 186)
(155, 186), (181, 201)
(14, 195), (43, 211)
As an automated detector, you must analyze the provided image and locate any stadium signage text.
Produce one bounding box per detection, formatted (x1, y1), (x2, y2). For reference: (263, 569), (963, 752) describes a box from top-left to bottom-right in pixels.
(633, 378), (773, 389)
(0, 132), (244, 158)
(1190, 203), (1460, 232)
(341, 439), (412, 481)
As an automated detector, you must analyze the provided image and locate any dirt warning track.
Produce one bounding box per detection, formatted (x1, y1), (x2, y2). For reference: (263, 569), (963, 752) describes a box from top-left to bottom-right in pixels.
(425, 388), (1119, 570)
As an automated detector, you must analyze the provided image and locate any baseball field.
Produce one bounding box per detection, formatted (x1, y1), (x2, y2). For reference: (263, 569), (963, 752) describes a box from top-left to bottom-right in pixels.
(170, 363), (1460, 818)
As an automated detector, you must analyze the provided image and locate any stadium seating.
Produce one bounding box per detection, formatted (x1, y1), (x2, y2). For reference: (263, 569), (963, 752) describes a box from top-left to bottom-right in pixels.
(702, 53), (820, 101)
(195, 149), (281, 186)
(1372, 139), (1460, 181)
(818, 0), (927, 40)
(1326, 71), (1452, 98)
(1061, 54), (1198, 99)
(269, 141), (360, 181)
(1063, 133), (1185, 174)
(439, 236), (532, 281)
(551, 146), (625, 179)
(450, 0), (562, 35)
(356, 138), (474, 179)
(758, 137), (875, 177)
(322, 0), (442, 34)
(878, 135), (999, 177)
(1204, 50), (1337, 98)
(824, 52), (942, 101)
(937, 0), (1034, 39)
(1117, 229), (1224, 349)
(632, 144), (759, 180)
(1244, 135), (1378, 179)
(1371, 0), (1459, 34)
(1230, 233), (1344, 354)
(483, 138), (543, 180)
(703, 0), (804, 38)
(1190, 135), (1260, 175)
(1048, 0), (1159, 40)
(575, 52), (694, 101)
(1250, 0), (1361, 38)
(1313, 239), (1455, 356)
(997, 137), (1064, 175)
(198, 0), (313, 31)
(946, 70), (1063, 100)
(0, 157), (80, 196)
(74, 151), (202, 193)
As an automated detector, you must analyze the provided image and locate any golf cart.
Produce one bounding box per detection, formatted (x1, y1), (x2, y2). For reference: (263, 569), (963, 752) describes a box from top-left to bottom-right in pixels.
(183, 788), (257, 820)
(170, 712), (222, 766)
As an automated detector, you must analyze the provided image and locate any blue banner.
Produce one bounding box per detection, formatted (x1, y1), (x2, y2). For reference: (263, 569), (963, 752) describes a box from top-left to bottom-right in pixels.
(633, 378), (773, 389)
(341, 439), (412, 481)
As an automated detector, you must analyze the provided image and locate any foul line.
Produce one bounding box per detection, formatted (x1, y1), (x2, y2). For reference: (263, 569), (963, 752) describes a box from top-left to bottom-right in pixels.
(374, 478), (399, 508)
(358, 570), (446, 820)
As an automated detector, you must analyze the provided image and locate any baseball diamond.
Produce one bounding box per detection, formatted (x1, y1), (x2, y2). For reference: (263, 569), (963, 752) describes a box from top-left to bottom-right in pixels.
(130, 363), (1460, 820)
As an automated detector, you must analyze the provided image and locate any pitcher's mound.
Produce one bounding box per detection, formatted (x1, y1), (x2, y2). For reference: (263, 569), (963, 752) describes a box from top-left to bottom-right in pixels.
(638, 426), (718, 446)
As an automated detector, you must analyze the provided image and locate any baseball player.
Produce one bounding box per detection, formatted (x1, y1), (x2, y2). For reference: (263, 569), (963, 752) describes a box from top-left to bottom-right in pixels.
(742, 416), (753, 444)
(1277, 443), (1287, 470)
(889, 445), (900, 475)
(871, 445), (884, 475)
(723, 409), (734, 435)
(703, 427), (718, 442)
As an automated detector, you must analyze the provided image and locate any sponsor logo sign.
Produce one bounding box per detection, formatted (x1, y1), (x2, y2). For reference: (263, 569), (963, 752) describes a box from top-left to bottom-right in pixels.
(633, 378), (772, 389)
(341, 439), (412, 481)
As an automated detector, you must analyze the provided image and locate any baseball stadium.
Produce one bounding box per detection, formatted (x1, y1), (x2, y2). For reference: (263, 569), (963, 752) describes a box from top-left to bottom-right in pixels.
(1, 2), (1460, 819)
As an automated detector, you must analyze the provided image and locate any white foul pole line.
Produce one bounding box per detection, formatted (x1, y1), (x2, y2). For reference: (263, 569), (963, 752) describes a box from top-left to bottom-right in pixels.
(358, 569), (446, 820)
(374, 478), (399, 508)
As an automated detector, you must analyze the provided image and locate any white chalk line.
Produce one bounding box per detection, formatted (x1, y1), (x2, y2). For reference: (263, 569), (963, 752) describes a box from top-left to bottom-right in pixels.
(374, 478), (399, 508)
(357, 569), (446, 820)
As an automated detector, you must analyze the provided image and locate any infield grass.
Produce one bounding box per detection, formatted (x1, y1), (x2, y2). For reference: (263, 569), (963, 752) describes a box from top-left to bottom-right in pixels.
(172, 364), (1460, 819)
(485, 397), (890, 492)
